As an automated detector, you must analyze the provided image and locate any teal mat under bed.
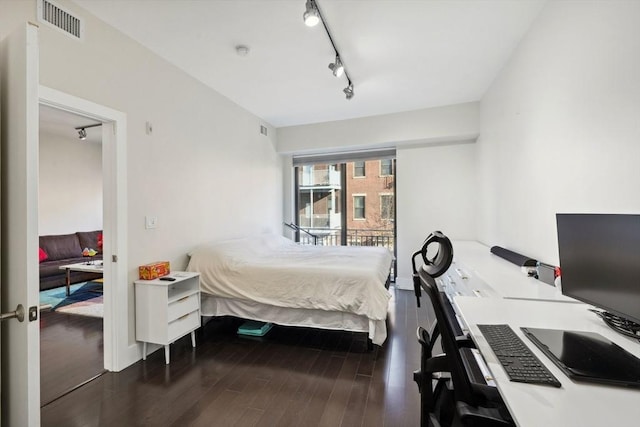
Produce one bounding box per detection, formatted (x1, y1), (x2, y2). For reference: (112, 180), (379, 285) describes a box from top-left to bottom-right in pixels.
(237, 320), (273, 337)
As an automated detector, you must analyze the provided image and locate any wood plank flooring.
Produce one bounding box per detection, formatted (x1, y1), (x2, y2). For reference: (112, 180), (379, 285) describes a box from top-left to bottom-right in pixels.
(40, 309), (105, 406)
(41, 287), (434, 426)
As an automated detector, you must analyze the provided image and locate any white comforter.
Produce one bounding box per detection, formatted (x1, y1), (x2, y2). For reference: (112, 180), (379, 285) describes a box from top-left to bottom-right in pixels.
(187, 235), (393, 321)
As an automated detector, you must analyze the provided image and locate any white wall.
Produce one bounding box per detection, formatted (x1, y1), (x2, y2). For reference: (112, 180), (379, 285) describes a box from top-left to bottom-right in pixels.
(396, 141), (477, 288)
(477, 0), (640, 265)
(39, 131), (102, 235)
(277, 101), (479, 154)
(1, 1), (282, 359)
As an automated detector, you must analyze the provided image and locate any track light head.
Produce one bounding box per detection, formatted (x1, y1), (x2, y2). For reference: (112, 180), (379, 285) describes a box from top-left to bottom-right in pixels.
(343, 84), (354, 100)
(303, 0), (320, 27)
(328, 56), (344, 77)
(75, 123), (101, 141)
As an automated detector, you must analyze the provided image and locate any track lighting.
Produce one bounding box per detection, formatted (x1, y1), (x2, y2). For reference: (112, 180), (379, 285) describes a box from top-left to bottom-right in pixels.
(74, 123), (102, 141)
(343, 83), (354, 100)
(302, 0), (355, 100)
(303, 0), (320, 27)
(328, 56), (344, 77)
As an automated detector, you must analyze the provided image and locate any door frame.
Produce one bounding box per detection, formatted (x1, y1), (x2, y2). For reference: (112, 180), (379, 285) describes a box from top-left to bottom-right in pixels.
(39, 86), (129, 371)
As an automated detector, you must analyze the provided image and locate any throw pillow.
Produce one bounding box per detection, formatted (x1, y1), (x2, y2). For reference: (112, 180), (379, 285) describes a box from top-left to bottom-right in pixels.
(39, 247), (48, 263)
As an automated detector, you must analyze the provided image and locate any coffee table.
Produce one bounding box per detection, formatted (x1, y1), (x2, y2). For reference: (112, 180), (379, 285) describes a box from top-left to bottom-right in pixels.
(58, 261), (104, 296)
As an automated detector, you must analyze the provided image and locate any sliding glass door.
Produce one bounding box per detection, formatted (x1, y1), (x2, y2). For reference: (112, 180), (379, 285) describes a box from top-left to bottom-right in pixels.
(296, 163), (343, 245)
(294, 156), (396, 279)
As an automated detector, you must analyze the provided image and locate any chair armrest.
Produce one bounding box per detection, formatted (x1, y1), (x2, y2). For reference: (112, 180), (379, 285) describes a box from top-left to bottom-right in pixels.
(456, 401), (515, 427)
(426, 353), (450, 373)
(455, 334), (476, 348)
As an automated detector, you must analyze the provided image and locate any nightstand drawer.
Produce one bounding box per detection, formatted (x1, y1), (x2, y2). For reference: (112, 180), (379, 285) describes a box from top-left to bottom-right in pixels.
(168, 310), (199, 341)
(168, 293), (199, 322)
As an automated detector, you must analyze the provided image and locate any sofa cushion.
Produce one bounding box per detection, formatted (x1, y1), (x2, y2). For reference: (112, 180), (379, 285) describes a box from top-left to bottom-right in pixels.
(76, 230), (103, 253)
(39, 234), (82, 261)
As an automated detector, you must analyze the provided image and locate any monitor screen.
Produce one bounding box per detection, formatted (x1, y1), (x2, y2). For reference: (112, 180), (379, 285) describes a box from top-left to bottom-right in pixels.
(556, 214), (640, 325)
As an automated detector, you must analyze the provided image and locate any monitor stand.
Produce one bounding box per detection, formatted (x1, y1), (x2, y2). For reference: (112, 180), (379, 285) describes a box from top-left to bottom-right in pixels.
(589, 309), (640, 339)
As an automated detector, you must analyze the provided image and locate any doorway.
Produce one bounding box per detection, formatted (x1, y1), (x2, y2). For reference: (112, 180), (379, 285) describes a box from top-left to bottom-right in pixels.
(1, 25), (127, 425)
(38, 105), (106, 405)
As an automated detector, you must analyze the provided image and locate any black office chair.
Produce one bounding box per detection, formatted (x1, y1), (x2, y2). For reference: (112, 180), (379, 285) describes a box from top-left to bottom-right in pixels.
(412, 231), (455, 426)
(414, 325), (454, 427)
(418, 269), (515, 427)
(411, 230), (455, 357)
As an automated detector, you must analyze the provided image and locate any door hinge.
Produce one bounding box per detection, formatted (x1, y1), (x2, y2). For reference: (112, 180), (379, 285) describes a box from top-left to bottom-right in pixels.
(112, 254), (118, 262)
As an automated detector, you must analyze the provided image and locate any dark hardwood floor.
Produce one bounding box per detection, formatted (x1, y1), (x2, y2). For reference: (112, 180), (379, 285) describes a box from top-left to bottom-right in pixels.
(40, 309), (105, 406)
(41, 287), (434, 426)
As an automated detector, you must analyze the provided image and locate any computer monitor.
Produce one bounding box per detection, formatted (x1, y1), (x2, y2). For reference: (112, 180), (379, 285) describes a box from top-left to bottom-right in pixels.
(556, 213), (640, 326)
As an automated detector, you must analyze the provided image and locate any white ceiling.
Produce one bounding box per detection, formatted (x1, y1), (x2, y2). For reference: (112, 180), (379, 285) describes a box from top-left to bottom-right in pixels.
(69, 0), (546, 128)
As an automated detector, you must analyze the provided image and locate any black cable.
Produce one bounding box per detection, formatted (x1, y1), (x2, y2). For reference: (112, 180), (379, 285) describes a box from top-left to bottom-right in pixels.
(589, 309), (640, 342)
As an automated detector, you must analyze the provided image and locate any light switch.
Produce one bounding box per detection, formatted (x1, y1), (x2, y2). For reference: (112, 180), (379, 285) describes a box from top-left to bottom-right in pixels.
(145, 216), (157, 229)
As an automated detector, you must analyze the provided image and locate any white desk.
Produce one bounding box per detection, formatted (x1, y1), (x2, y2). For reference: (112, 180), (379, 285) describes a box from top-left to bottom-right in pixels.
(447, 241), (576, 302)
(454, 297), (640, 427)
(442, 242), (640, 426)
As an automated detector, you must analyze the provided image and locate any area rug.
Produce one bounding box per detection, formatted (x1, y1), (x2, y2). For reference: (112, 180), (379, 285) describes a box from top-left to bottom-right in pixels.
(55, 296), (103, 318)
(40, 281), (103, 310)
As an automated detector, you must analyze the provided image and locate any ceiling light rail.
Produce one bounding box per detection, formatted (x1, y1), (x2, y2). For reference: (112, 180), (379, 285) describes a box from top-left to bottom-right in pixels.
(74, 123), (102, 140)
(303, 0), (354, 100)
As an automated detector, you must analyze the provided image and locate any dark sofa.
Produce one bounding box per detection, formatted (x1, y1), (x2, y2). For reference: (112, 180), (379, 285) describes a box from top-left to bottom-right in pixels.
(39, 230), (103, 291)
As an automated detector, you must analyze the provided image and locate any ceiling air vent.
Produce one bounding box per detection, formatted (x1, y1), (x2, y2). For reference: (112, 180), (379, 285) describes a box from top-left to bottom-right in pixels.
(38, 0), (84, 40)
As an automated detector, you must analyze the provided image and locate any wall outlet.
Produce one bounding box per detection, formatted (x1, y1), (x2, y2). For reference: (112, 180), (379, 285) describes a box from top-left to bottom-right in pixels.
(145, 215), (157, 229)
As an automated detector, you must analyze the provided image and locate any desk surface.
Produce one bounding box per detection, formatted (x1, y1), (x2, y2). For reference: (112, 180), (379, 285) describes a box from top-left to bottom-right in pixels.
(444, 241), (640, 425)
(455, 297), (640, 426)
(450, 241), (575, 302)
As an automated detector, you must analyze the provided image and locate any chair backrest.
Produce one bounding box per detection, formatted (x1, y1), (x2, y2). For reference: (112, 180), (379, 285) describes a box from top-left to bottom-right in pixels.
(419, 268), (477, 406)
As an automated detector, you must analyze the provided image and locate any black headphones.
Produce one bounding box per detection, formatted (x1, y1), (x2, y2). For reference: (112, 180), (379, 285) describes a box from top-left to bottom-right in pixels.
(412, 231), (454, 307)
(420, 231), (454, 278)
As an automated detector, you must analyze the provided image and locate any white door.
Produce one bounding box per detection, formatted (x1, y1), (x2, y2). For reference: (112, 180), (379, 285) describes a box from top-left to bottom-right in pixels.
(0, 22), (41, 427)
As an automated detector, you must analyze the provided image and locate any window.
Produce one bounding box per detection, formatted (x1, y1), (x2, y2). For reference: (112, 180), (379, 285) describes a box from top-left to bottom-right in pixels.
(380, 159), (393, 176)
(380, 194), (394, 220)
(353, 195), (365, 219)
(354, 161), (365, 177)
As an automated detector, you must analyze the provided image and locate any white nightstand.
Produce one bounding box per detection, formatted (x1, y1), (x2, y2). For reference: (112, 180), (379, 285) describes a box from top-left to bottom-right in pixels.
(134, 271), (201, 364)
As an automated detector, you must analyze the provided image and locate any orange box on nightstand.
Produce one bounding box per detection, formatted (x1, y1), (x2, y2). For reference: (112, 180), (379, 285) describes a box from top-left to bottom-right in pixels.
(138, 261), (170, 280)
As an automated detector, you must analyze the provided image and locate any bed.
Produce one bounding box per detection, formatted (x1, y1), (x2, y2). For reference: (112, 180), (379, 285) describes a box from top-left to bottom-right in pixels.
(186, 234), (393, 345)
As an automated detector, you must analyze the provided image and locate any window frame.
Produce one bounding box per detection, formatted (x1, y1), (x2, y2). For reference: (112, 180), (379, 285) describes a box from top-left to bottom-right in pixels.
(380, 193), (394, 221)
(353, 194), (366, 220)
(380, 159), (393, 176)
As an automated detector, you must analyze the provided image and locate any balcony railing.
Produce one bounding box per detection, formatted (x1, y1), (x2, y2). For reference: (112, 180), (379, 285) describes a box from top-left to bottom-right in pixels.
(303, 230), (395, 252)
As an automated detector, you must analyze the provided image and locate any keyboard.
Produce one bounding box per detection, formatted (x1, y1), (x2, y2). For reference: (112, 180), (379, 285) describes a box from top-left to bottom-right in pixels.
(477, 324), (561, 387)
